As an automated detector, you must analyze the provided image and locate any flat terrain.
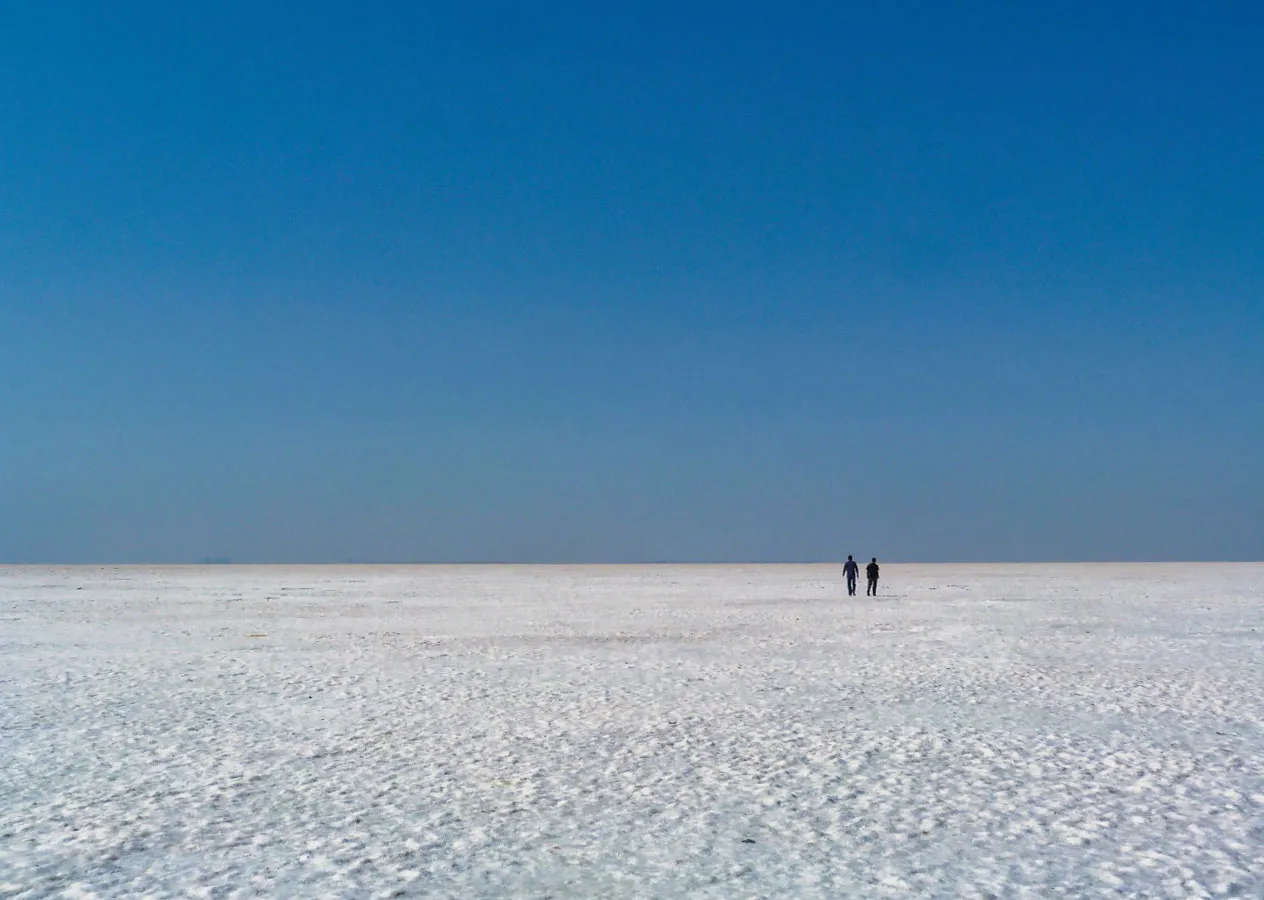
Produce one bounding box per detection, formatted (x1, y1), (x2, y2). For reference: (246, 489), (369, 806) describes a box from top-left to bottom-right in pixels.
(1, 564), (1261, 898)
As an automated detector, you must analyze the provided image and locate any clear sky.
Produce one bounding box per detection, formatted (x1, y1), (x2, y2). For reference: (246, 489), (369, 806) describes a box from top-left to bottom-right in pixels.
(2, 1), (1261, 563)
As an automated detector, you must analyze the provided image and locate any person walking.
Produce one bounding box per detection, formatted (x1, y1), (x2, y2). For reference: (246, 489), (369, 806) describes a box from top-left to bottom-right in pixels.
(843, 555), (859, 596)
(866, 558), (880, 596)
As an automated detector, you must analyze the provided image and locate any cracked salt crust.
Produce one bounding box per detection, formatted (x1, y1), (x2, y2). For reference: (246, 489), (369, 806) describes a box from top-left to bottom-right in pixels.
(1, 563), (1262, 898)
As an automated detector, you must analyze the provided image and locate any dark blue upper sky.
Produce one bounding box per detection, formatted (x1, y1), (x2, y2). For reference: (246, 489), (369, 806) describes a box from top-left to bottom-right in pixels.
(2, 1), (1261, 562)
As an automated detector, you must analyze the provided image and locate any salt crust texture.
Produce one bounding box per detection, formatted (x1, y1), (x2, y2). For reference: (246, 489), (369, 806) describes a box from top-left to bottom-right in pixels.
(1, 564), (1261, 899)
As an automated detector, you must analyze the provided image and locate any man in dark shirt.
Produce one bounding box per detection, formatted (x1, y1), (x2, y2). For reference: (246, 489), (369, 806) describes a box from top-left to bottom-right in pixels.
(866, 558), (880, 596)
(843, 555), (859, 595)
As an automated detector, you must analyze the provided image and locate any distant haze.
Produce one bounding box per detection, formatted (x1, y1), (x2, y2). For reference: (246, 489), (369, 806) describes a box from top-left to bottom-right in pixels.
(1, 3), (1261, 563)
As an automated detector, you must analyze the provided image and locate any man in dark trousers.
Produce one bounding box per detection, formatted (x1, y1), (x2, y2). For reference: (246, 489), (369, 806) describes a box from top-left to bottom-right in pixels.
(866, 558), (880, 596)
(843, 555), (859, 595)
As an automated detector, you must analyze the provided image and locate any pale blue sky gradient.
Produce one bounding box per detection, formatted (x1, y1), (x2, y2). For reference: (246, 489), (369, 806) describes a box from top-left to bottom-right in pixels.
(2, 1), (1261, 561)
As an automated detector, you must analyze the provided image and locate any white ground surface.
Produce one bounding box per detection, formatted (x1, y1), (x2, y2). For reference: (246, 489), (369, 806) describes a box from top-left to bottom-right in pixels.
(1, 564), (1262, 899)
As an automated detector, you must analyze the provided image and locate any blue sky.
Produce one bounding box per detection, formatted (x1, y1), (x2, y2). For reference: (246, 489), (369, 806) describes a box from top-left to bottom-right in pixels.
(2, 1), (1261, 562)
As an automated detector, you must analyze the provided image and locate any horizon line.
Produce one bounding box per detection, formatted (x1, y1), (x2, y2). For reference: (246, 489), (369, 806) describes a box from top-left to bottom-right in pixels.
(1, 559), (1260, 567)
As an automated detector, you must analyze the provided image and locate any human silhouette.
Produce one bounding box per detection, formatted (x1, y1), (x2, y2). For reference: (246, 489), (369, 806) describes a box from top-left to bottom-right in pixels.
(843, 555), (859, 595)
(866, 558), (880, 596)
